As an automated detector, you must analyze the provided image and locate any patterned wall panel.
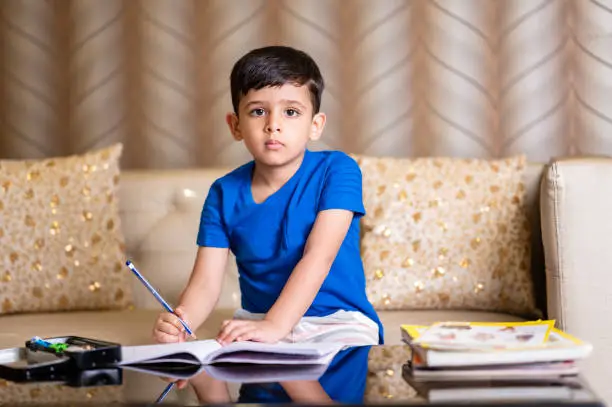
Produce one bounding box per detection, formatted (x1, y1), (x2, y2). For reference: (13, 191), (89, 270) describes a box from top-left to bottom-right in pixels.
(138, 0), (197, 169)
(195, 0), (268, 167)
(497, 0), (570, 161)
(69, 0), (125, 154)
(276, 0), (344, 152)
(1, 0), (58, 158)
(348, 0), (418, 157)
(573, 0), (612, 155)
(2, 0), (612, 167)
(423, 0), (498, 158)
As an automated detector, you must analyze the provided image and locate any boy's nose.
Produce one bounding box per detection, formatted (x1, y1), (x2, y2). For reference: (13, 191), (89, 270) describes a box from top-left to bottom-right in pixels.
(265, 113), (281, 133)
(266, 124), (280, 133)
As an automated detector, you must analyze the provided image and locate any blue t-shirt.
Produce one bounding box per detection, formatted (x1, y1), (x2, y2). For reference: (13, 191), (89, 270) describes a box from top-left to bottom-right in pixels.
(196, 149), (384, 344)
(238, 345), (372, 403)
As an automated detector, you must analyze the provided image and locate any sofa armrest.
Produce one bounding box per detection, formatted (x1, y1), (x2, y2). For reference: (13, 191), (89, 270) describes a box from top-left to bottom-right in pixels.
(540, 158), (612, 404)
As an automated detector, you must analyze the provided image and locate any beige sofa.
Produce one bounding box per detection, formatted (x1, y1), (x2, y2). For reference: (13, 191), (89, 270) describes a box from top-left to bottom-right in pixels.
(0, 159), (610, 404)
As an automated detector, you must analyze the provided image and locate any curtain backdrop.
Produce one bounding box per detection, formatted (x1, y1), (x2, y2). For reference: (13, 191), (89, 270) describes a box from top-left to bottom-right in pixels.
(1, 0), (611, 169)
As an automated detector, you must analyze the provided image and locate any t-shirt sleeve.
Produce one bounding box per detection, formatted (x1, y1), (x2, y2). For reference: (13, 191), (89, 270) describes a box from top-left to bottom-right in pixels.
(318, 153), (366, 218)
(196, 181), (230, 248)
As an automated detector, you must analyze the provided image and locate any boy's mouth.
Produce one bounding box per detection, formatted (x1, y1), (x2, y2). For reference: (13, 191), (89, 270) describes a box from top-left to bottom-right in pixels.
(265, 140), (283, 150)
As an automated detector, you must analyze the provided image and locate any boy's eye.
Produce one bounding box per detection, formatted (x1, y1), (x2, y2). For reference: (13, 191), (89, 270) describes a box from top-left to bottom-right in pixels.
(250, 108), (265, 116)
(285, 109), (300, 117)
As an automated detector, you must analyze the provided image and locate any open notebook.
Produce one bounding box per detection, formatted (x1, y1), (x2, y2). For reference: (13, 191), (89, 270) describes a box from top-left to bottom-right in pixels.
(123, 362), (330, 382)
(119, 340), (343, 368)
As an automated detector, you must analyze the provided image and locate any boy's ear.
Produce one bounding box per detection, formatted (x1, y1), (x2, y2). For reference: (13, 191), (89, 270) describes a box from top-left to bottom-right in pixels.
(226, 113), (242, 141)
(309, 112), (326, 141)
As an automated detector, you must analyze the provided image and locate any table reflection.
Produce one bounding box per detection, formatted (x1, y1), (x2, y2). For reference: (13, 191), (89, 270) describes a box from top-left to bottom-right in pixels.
(189, 345), (372, 404)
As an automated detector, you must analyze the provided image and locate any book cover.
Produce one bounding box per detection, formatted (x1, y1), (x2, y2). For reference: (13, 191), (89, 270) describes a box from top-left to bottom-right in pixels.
(409, 320), (555, 351)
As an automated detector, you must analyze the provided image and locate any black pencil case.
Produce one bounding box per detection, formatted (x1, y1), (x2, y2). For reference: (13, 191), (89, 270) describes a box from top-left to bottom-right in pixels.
(25, 335), (122, 369)
(0, 346), (72, 383)
(0, 341), (122, 387)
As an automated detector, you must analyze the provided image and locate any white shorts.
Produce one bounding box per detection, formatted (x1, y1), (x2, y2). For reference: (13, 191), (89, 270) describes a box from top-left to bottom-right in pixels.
(233, 308), (379, 346)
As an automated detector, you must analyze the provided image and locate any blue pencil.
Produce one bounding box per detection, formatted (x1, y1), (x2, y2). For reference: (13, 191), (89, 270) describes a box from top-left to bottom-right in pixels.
(125, 260), (194, 336)
(156, 382), (174, 403)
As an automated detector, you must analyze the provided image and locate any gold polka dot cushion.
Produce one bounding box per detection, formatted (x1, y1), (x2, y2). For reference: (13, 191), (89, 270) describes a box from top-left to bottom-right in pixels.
(365, 345), (419, 401)
(0, 143), (132, 314)
(0, 380), (122, 404)
(353, 154), (537, 317)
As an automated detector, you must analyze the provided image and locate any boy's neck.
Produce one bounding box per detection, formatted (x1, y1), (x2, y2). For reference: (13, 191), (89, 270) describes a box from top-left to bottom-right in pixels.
(252, 151), (306, 191)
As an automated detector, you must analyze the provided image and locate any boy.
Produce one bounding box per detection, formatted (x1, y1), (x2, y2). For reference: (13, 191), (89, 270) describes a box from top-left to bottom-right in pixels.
(153, 45), (383, 350)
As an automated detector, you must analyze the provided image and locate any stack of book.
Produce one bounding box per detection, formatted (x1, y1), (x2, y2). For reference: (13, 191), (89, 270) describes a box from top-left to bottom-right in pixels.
(400, 320), (594, 402)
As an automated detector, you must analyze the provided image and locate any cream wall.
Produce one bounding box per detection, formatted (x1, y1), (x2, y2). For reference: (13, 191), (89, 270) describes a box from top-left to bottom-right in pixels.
(0, 0), (611, 168)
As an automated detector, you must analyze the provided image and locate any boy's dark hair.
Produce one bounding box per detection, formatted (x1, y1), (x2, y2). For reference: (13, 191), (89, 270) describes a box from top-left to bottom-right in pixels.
(230, 46), (324, 115)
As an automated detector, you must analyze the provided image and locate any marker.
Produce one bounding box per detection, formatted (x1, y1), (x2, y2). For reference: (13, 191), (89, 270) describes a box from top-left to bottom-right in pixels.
(156, 382), (174, 403)
(125, 260), (194, 337)
(30, 336), (69, 354)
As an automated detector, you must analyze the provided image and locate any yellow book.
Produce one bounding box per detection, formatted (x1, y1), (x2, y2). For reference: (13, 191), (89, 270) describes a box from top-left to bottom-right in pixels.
(400, 321), (592, 368)
(408, 320), (555, 351)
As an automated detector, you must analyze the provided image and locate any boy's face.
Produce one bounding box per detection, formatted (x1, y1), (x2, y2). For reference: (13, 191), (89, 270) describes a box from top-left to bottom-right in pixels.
(226, 84), (326, 167)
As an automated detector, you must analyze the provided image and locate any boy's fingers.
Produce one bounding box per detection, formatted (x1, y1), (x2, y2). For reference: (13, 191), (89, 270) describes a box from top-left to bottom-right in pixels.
(162, 314), (186, 332)
(159, 377), (187, 389)
(173, 308), (195, 337)
(157, 321), (182, 336)
(217, 320), (240, 340)
(154, 331), (181, 344)
(174, 307), (189, 324)
(219, 322), (253, 344)
(227, 326), (254, 343)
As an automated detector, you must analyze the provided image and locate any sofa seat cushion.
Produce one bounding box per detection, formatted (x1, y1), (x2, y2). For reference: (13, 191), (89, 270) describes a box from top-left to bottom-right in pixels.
(0, 308), (236, 348)
(0, 308), (526, 348)
(378, 310), (525, 345)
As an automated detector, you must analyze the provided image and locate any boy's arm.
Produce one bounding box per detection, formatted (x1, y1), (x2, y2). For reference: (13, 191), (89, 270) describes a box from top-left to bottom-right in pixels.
(216, 209), (353, 343)
(176, 246), (229, 331)
(264, 209), (352, 332)
(178, 179), (232, 331)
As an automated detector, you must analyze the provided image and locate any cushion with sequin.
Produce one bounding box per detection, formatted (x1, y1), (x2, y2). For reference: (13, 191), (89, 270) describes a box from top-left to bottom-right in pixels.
(353, 154), (538, 317)
(0, 143), (132, 314)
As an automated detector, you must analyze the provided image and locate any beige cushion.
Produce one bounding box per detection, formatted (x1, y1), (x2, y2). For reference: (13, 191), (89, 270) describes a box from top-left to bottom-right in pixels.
(540, 158), (612, 406)
(115, 168), (241, 311)
(112, 165), (547, 315)
(354, 155), (538, 317)
(0, 144), (132, 314)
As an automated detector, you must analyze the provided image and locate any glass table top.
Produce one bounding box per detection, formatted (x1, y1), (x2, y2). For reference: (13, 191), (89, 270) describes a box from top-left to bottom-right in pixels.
(0, 344), (603, 406)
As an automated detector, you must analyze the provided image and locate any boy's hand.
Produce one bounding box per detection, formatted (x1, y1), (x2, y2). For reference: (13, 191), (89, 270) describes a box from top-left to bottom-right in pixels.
(161, 376), (189, 390)
(216, 319), (287, 345)
(153, 307), (196, 343)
